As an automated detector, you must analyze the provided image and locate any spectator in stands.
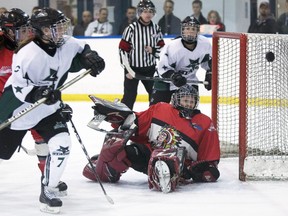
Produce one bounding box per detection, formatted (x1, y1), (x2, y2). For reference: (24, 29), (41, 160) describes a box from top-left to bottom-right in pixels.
(62, 5), (76, 27)
(73, 10), (92, 36)
(207, 10), (225, 31)
(31, 6), (41, 14)
(0, 7), (7, 15)
(85, 8), (113, 36)
(277, 0), (288, 34)
(158, 0), (181, 36)
(118, 6), (137, 35)
(191, 0), (207, 24)
(248, 1), (277, 34)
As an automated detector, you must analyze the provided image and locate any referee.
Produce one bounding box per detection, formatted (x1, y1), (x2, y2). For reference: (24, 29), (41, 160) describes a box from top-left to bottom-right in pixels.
(119, 0), (165, 110)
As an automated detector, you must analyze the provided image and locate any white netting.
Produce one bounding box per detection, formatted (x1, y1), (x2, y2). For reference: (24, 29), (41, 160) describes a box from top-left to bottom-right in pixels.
(215, 33), (288, 180)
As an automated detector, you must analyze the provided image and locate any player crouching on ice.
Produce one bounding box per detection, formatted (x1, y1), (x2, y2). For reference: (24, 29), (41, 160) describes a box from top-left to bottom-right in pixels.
(83, 84), (220, 193)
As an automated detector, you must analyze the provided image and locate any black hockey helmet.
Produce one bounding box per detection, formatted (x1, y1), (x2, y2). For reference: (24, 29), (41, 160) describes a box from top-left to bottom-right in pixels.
(181, 16), (200, 44)
(137, 0), (156, 16)
(171, 84), (199, 119)
(0, 8), (31, 50)
(30, 7), (72, 47)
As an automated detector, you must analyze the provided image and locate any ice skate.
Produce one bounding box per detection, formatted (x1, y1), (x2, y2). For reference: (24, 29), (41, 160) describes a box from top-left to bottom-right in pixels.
(39, 185), (63, 214)
(154, 160), (171, 193)
(41, 175), (67, 197)
(55, 181), (68, 197)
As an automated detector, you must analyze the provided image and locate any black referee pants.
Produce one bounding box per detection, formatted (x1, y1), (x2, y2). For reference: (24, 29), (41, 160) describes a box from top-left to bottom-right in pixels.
(121, 65), (155, 110)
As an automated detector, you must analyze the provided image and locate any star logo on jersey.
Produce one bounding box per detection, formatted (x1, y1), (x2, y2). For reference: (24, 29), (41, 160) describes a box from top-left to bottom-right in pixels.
(201, 54), (211, 63)
(170, 62), (176, 69)
(162, 65), (168, 71)
(14, 86), (23, 93)
(53, 146), (70, 156)
(54, 121), (67, 130)
(43, 69), (58, 82)
(186, 58), (200, 71)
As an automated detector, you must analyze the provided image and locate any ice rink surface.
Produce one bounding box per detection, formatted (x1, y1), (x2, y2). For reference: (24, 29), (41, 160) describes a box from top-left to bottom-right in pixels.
(1, 101), (288, 216)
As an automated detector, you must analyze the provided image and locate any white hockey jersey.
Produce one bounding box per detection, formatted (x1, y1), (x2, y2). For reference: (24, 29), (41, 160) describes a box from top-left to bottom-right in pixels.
(158, 35), (212, 90)
(5, 36), (86, 130)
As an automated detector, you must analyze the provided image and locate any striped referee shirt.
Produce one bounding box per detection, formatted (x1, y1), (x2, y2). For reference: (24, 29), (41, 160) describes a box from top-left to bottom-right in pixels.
(119, 19), (165, 68)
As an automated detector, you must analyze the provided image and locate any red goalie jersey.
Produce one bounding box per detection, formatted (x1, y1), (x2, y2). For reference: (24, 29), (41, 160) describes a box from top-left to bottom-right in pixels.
(131, 102), (220, 163)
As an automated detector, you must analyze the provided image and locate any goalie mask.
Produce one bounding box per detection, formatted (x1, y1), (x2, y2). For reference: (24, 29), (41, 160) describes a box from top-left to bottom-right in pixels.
(0, 8), (32, 50)
(181, 16), (200, 44)
(137, 0), (156, 17)
(30, 7), (72, 48)
(171, 84), (199, 119)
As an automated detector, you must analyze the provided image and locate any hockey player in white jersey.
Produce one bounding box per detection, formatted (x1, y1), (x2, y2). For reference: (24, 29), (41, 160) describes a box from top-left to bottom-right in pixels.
(150, 16), (212, 105)
(0, 7), (105, 214)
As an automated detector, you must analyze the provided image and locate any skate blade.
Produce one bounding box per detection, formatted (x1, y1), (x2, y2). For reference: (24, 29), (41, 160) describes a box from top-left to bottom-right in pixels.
(40, 203), (61, 214)
(155, 160), (171, 193)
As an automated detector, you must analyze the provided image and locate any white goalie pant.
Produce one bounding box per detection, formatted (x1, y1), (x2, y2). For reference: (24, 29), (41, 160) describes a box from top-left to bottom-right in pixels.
(43, 132), (71, 188)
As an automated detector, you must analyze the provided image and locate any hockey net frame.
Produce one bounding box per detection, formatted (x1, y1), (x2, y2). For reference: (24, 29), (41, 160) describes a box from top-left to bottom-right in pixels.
(212, 32), (288, 181)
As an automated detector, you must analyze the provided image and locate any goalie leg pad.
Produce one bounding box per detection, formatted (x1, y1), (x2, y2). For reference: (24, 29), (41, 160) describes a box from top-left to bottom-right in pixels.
(83, 134), (132, 182)
(99, 135), (131, 170)
(148, 148), (183, 193)
(82, 158), (121, 182)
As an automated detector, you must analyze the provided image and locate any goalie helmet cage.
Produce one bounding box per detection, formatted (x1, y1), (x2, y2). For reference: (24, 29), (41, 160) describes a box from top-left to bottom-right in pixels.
(212, 32), (288, 181)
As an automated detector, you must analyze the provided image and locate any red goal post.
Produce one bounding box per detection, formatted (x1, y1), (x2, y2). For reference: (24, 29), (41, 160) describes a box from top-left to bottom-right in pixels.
(212, 32), (288, 181)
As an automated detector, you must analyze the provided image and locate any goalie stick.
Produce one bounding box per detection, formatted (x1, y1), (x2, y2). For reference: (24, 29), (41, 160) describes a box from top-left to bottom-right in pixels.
(0, 69), (92, 131)
(121, 53), (209, 85)
(69, 117), (114, 205)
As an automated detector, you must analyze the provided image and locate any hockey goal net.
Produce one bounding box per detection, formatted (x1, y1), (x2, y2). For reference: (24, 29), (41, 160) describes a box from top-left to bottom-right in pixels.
(212, 32), (288, 181)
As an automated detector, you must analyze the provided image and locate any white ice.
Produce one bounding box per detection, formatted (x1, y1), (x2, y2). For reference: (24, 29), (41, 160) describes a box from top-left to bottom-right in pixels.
(1, 101), (288, 216)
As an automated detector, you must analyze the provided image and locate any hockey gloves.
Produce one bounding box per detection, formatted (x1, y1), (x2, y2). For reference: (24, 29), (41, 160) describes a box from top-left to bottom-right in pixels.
(204, 71), (212, 90)
(182, 160), (220, 182)
(82, 50), (105, 77)
(171, 73), (187, 87)
(33, 86), (61, 105)
(61, 103), (73, 122)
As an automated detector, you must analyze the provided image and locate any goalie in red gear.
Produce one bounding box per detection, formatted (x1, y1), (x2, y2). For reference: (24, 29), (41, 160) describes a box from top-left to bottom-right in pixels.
(83, 84), (220, 193)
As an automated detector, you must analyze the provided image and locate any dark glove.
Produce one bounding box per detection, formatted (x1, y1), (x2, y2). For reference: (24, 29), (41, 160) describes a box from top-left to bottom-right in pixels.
(33, 86), (61, 105)
(82, 50), (105, 77)
(171, 73), (187, 87)
(205, 72), (212, 90)
(61, 103), (73, 122)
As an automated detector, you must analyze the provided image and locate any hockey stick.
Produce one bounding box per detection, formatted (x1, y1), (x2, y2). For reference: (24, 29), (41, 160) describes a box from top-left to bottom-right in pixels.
(69, 118), (114, 205)
(19, 145), (36, 156)
(121, 54), (209, 85)
(0, 69), (92, 131)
